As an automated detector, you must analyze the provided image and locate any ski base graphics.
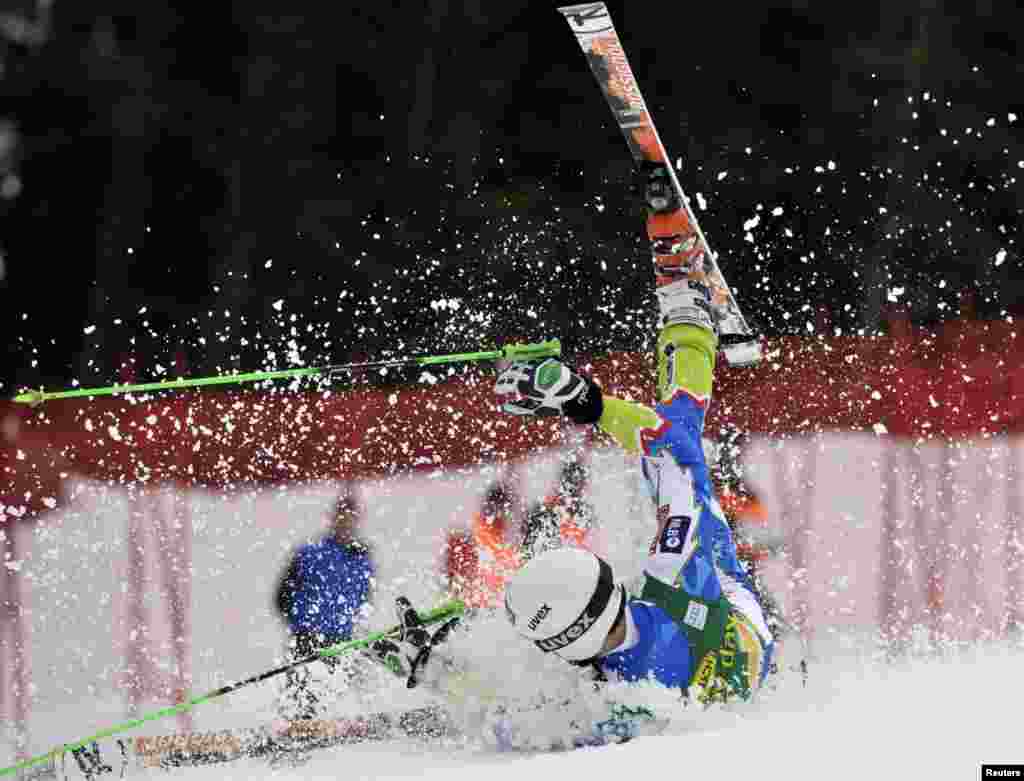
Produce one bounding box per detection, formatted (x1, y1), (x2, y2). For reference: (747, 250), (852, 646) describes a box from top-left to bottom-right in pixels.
(17, 708), (453, 779)
(558, 2), (761, 367)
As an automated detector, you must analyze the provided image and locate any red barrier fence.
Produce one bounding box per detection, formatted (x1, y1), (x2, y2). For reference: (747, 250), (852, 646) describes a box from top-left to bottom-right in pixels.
(5, 322), (1023, 519)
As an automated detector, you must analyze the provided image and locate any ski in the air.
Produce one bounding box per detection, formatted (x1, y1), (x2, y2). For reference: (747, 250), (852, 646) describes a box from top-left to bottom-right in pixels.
(557, 2), (762, 367)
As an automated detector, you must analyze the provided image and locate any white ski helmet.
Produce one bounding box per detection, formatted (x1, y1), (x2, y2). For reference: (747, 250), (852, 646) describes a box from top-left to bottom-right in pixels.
(504, 547), (625, 662)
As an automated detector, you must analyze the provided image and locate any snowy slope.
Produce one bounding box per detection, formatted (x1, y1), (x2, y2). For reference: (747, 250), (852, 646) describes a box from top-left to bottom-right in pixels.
(126, 642), (1022, 781)
(8, 440), (1023, 779)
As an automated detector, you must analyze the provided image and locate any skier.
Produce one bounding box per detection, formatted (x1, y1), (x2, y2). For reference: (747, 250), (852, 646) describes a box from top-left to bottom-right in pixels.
(274, 485), (375, 719)
(446, 459), (600, 609)
(519, 452), (601, 563)
(495, 279), (775, 706)
(445, 482), (522, 609)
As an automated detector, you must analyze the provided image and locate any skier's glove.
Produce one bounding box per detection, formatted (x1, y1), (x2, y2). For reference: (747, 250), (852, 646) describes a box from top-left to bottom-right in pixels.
(494, 359), (603, 424)
(370, 597), (461, 689)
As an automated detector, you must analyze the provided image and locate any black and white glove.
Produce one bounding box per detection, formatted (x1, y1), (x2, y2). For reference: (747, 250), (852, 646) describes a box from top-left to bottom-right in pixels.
(370, 597), (461, 689)
(494, 359), (603, 424)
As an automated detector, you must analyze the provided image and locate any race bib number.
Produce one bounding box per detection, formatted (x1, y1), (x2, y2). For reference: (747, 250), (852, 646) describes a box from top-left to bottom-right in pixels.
(658, 516), (691, 553)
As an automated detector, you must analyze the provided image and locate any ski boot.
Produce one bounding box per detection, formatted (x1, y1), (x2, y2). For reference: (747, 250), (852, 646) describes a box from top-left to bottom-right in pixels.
(638, 162), (700, 278)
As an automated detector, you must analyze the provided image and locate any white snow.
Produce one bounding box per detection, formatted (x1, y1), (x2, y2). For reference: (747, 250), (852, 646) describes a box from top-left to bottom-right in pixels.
(73, 642), (1024, 781)
(7, 447), (1024, 779)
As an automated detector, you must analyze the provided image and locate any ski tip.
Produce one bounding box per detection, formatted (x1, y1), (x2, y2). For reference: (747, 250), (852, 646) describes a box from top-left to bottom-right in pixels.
(557, 3), (614, 34)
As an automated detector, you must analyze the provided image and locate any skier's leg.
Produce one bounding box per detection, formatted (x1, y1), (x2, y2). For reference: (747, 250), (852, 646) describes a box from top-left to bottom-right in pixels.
(654, 269), (717, 411)
(278, 633), (320, 721)
(656, 321), (716, 406)
(654, 292), (776, 689)
(650, 293), (717, 474)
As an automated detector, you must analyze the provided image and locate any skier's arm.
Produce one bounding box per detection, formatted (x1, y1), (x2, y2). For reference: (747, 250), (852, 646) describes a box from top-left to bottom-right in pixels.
(597, 324), (715, 465)
(595, 395), (663, 455)
(493, 325), (714, 466)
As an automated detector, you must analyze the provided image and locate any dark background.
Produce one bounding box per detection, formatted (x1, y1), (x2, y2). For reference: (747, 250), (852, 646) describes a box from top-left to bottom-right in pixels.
(1, 0), (1022, 392)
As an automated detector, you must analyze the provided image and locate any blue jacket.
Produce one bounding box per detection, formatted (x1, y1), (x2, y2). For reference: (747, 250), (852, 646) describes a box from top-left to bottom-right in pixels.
(601, 601), (693, 687)
(278, 538), (374, 640)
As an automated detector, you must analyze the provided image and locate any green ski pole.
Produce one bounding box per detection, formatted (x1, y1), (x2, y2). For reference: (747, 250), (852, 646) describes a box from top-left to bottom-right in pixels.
(0, 599), (464, 778)
(13, 339), (561, 406)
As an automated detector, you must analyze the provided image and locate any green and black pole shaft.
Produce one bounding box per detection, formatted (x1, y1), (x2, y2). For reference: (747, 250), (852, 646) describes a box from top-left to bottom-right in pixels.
(13, 339), (561, 406)
(0, 600), (464, 778)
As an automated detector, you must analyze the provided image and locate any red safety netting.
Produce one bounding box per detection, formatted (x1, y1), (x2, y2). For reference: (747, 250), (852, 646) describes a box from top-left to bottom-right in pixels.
(3, 321), (1023, 521)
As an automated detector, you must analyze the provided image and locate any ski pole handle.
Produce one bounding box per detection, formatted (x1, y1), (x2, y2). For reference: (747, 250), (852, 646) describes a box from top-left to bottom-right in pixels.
(500, 339), (562, 362)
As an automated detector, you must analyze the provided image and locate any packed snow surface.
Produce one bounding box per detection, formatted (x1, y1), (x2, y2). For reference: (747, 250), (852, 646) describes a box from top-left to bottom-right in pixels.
(37, 640), (1021, 781)
(9, 449), (1024, 781)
